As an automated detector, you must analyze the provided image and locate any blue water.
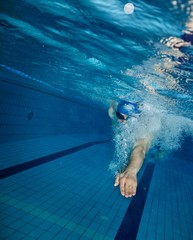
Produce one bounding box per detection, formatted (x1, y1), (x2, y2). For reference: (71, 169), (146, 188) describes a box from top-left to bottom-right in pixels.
(1, 0), (193, 114)
(0, 1), (193, 239)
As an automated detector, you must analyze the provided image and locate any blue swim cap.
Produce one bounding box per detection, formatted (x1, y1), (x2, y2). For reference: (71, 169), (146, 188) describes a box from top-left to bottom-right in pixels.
(117, 100), (141, 116)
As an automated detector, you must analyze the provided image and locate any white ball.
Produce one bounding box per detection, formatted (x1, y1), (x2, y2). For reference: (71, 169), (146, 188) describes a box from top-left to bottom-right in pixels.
(124, 3), (135, 15)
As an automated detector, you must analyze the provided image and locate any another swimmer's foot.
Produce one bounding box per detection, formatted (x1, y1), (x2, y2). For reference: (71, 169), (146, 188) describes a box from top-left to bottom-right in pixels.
(114, 170), (137, 198)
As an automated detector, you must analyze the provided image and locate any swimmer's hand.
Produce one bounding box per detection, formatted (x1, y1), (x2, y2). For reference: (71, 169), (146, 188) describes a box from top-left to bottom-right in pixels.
(114, 170), (137, 198)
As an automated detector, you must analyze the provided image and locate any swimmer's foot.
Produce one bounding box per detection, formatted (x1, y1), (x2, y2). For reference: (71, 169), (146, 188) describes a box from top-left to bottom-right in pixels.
(114, 169), (137, 198)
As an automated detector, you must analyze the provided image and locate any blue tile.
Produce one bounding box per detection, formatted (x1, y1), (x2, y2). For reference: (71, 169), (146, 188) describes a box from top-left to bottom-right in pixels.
(19, 223), (36, 234)
(6, 231), (26, 240)
(66, 232), (81, 240)
(83, 228), (96, 239)
(9, 220), (26, 230)
(63, 212), (74, 219)
(106, 228), (117, 239)
(0, 227), (16, 239)
(71, 214), (83, 223)
(21, 214), (35, 223)
(97, 225), (108, 234)
(20, 234), (36, 240)
(30, 217), (45, 226)
(3, 207), (18, 216)
(52, 228), (71, 240)
(46, 205), (59, 213)
(89, 221), (100, 229)
(28, 228), (45, 238)
(92, 232), (105, 240)
(38, 220), (54, 231)
(12, 210), (27, 218)
(47, 224), (62, 234)
(79, 235), (91, 240)
(110, 221), (120, 232)
(0, 203), (10, 212)
(136, 229), (147, 240)
(80, 218), (91, 227)
(2, 216), (17, 225)
(0, 213), (7, 221)
(37, 231), (55, 240)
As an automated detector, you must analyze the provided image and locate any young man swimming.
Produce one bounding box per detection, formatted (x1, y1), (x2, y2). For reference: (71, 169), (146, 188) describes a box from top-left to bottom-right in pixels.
(108, 101), (151, 198)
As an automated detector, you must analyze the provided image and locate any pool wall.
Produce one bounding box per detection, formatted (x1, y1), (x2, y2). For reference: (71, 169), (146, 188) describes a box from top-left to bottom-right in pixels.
(0, 79), (111, 143)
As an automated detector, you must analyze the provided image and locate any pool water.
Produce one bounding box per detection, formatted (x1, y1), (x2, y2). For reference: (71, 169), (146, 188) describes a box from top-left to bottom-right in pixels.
(0, 0), (193, 239)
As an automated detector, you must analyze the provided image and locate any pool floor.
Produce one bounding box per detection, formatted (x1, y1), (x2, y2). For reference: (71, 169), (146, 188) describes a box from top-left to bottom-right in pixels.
(0, 134), (193, 240)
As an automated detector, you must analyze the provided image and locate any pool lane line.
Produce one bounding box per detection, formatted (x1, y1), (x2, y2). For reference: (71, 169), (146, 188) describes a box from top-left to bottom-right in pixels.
(115, 162), (155, 240)
(0, 139), (111, 180)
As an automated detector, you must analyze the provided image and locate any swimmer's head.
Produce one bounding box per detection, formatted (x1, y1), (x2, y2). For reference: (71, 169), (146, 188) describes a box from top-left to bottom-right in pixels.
(116, 100), (141, 123)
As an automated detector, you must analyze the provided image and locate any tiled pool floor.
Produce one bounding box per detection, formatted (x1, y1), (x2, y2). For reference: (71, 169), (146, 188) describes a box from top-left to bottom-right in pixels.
(0, 134), (193, 240)
(137, 157), (193, 240)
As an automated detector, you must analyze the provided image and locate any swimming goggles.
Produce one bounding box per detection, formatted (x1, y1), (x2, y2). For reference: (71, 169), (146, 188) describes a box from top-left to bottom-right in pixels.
(116, 112), (129, 120)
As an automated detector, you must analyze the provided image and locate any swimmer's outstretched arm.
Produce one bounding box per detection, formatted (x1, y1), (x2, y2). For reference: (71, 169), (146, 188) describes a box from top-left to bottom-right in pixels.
(114, 138), (151, 198)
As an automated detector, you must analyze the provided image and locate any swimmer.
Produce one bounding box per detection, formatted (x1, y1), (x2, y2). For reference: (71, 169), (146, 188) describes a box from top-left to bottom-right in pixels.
(108, 101), (151, 198)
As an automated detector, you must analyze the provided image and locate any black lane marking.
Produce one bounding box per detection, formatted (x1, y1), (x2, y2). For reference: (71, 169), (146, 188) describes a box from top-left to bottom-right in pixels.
(0, 79), (96, 108)
(115, 162), (155, 240)
(0, 140), (111, 179)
